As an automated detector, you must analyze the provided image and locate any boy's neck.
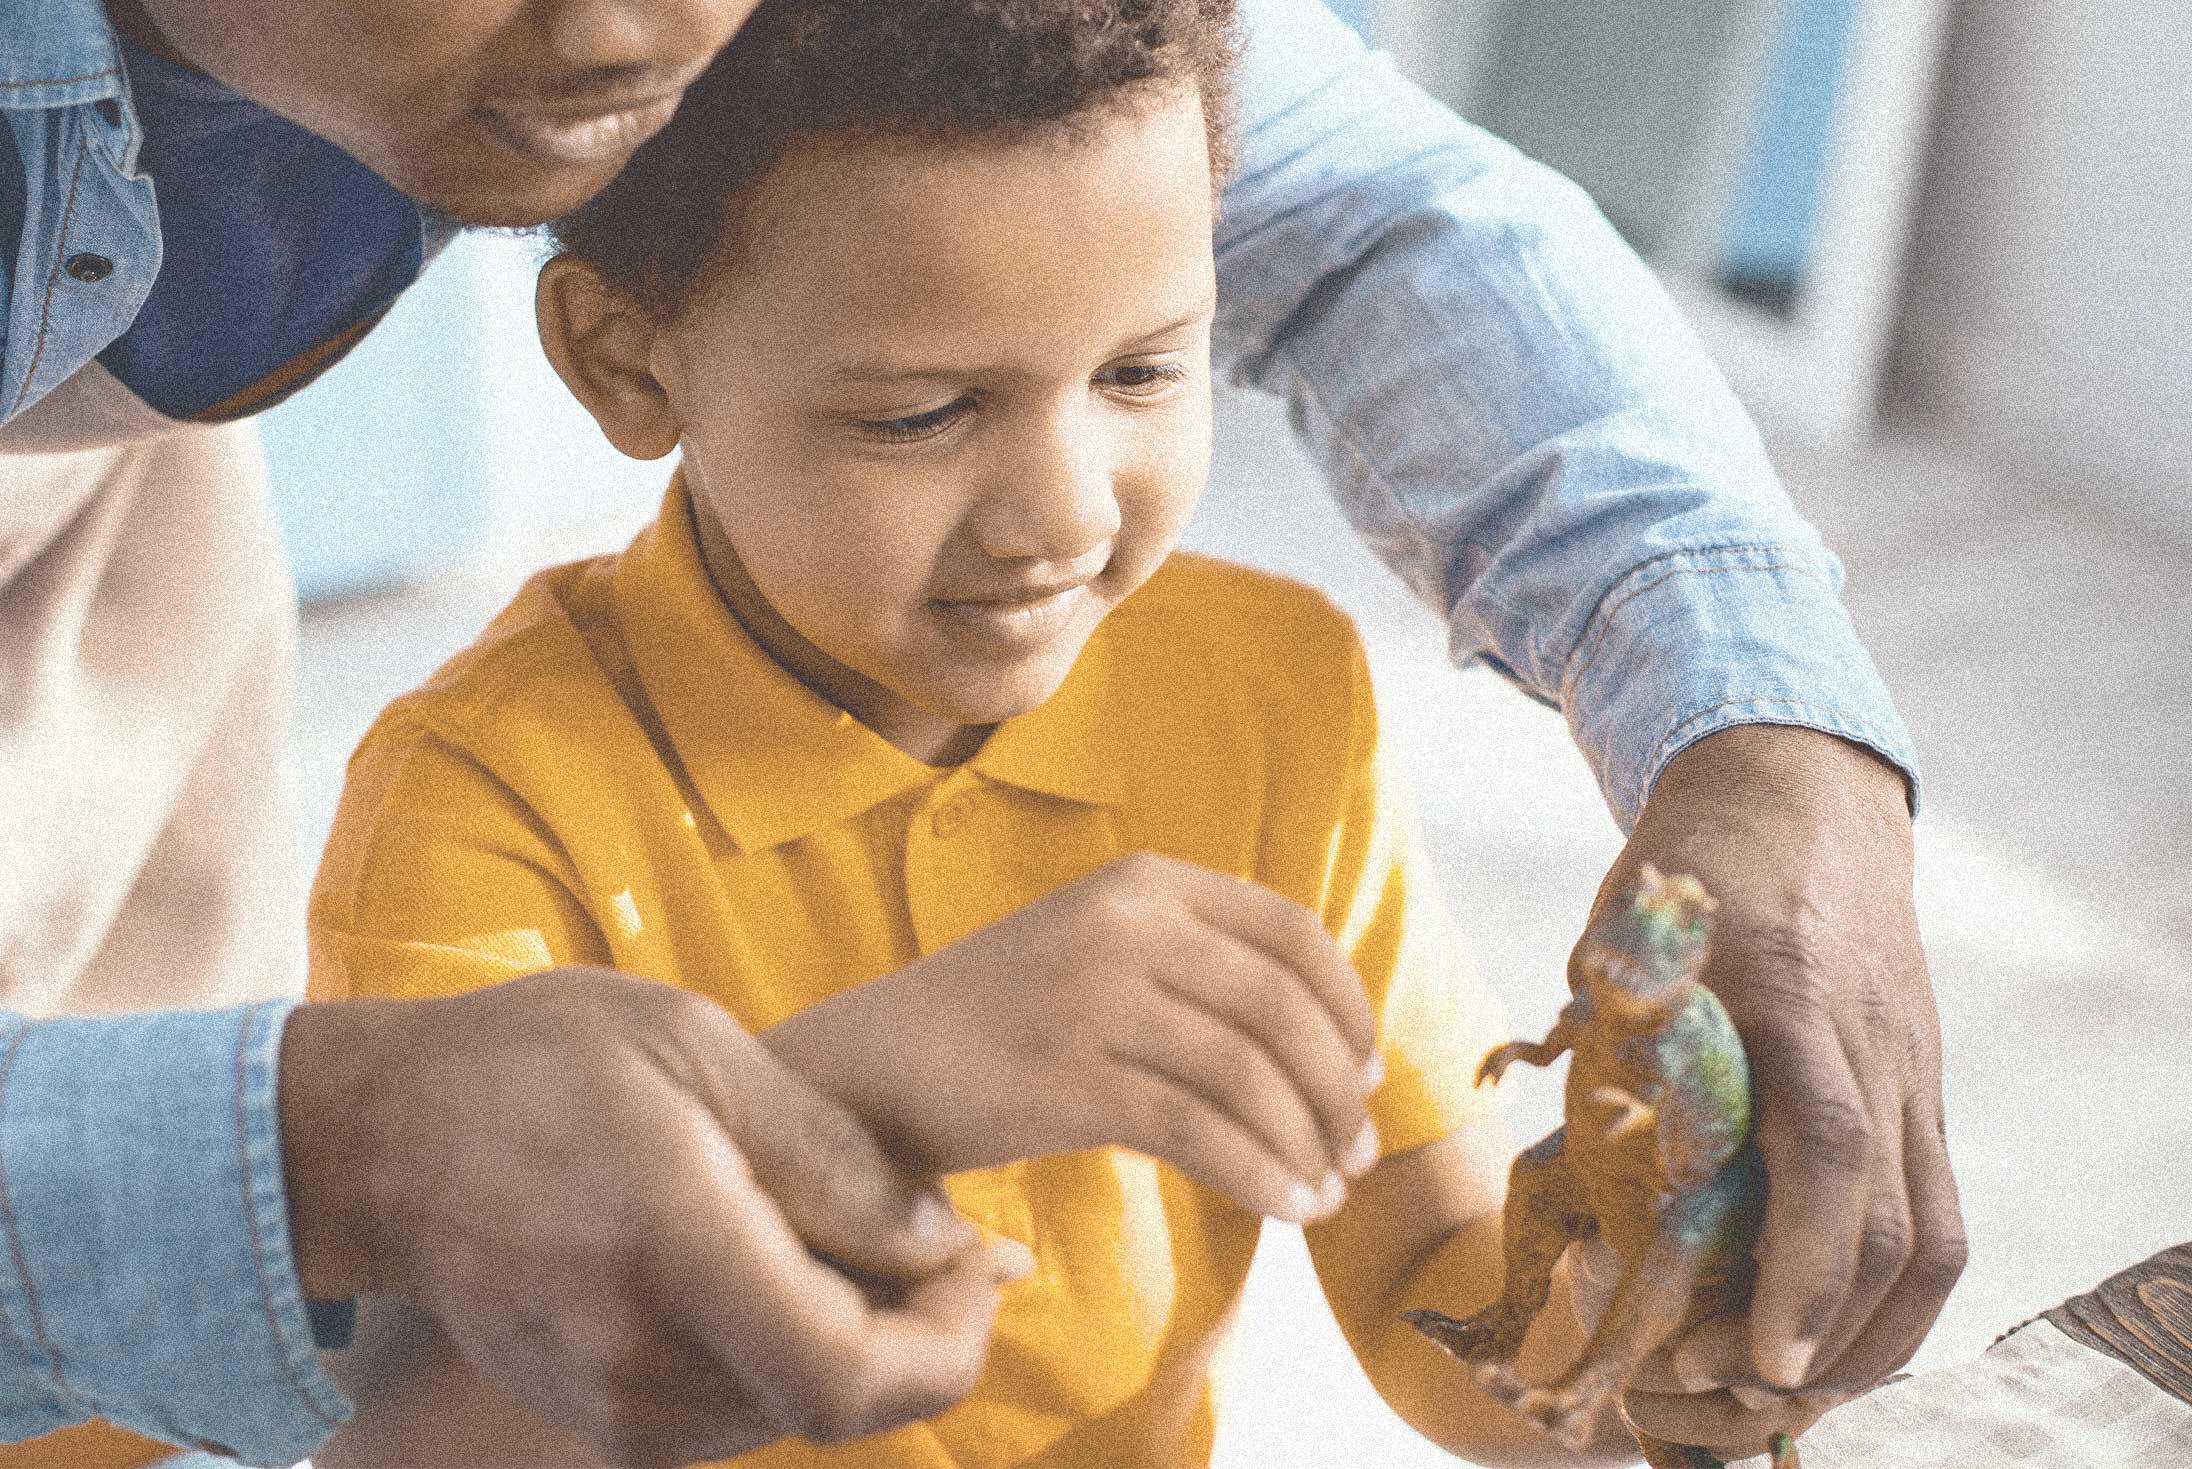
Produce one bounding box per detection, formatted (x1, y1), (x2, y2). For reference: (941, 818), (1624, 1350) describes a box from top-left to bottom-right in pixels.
(684, 492), (990, 768)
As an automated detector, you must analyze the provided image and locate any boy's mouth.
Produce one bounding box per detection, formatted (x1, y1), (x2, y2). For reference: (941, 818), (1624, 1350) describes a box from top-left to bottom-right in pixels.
(929, 580), (1092, 645)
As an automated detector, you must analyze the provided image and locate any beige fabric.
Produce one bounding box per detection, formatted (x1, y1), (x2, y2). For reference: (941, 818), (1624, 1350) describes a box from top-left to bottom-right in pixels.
(1726, 1321), (2192, 1467)
(0, 411), (304, 1017)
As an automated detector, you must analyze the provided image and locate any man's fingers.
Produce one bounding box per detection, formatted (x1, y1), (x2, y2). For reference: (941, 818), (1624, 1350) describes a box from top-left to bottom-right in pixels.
(1809, 1101), (1968, 1392)
(1179, 866), (1375, 1063)
(1785, 1081), (1914, 1386)
(1742, 1005), (1875, 1388)
(1623, 1383), (1837, 1457)
(813, 1242), (1019, 1442)
(660, 1123), (989, 1444)
(699, 1023), (974, 1279)
(1633, 1311), (1749, 1394)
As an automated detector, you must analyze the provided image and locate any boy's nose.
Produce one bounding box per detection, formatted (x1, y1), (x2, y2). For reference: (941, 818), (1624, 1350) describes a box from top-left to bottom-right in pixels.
(975, 427), (1124, 566)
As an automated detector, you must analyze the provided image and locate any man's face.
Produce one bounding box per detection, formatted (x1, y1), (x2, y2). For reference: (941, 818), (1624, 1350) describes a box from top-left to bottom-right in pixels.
(120, 0), (760, 224)
(653, 87), (1218, 765)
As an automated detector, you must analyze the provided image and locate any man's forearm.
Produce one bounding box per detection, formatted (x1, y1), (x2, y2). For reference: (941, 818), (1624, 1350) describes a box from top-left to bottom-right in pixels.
(1220, 0), (1918, 828)
(0, 1002), (353, 1462)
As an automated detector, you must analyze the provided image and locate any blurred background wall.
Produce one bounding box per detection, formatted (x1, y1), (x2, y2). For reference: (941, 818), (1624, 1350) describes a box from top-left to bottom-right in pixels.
(1895, 2), (2192, 526)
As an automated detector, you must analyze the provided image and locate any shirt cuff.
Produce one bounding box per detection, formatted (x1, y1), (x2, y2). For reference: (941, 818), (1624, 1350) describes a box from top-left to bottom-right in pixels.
(1555, 542), (1921, 831)
(0, 1000), (353, 1465)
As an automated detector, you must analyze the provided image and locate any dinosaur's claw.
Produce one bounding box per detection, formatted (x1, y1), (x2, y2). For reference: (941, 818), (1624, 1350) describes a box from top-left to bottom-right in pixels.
(1401, 1305), (1524, 1361)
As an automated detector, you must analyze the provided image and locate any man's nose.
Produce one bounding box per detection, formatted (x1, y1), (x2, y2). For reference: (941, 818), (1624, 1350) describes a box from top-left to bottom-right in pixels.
(536, 0), (743, 71)
(975, 415), (1124, 565)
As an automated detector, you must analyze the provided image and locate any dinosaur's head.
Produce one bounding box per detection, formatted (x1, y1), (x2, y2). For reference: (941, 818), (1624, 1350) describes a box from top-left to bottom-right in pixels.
(1573, 865), (1718, 1032)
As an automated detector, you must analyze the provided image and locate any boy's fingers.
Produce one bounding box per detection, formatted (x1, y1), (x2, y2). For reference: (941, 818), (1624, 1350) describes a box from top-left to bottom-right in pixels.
(1111, 1065), (1338, 1224)
(1111, 997), (1335, 1187)
(695, 1025), (975, 1279)
(1156, 930), (1373, 1168)
(1183, 869), (1375, 1062)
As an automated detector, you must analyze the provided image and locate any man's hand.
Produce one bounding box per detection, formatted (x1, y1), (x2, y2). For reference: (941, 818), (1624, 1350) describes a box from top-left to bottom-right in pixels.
(278, 970), (1024, 1466)
(766, 852), (1383, 1225)
(1593, 726), (1967, 1449)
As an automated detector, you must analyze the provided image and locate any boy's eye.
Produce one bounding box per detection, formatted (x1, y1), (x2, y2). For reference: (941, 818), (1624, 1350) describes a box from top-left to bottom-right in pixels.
(858, 396), (975, 443)
(1101, 362), (1189, 394)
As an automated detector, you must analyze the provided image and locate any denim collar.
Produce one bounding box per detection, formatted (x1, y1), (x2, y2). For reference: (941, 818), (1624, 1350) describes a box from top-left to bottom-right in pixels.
(0, 0), (129, 107)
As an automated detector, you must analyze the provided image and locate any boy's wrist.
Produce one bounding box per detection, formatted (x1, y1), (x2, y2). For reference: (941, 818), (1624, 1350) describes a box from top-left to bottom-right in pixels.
(763, 982), (957, 1173)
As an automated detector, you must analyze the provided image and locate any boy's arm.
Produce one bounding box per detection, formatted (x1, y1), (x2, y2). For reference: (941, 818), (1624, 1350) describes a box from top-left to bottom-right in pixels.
(307, 715), (612, 1003)
(1281, 647), (1629, 1463)
(763, 851), (1382, 1225)
(1224, 0), (1958, 1400)
(1306, 1125), (1639, 1467)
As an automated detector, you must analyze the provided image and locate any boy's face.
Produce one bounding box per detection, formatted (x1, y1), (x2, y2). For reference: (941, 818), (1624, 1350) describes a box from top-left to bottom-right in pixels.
(653, 88), (1218, 763)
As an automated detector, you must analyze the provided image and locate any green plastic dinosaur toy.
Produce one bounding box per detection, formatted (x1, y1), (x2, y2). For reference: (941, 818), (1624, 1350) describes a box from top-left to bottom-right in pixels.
(1401, 866), (1798, 1469)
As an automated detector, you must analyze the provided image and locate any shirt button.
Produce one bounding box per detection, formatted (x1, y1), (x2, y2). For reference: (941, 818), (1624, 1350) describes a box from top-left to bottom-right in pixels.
(65, 253), (115, 283)
(95, 99), (122, 127)
(931, 793), (976, 839)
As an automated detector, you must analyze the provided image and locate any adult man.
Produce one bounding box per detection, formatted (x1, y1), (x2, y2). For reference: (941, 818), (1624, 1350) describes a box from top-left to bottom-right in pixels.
(0, 0), (1964, 1463)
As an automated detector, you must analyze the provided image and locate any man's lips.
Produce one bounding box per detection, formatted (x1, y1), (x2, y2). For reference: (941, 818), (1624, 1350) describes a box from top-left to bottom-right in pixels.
(472, 89), (687, 168)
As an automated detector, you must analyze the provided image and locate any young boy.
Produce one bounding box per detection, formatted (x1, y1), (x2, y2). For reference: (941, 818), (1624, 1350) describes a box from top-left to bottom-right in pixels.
(305, 1), (1657, 1463)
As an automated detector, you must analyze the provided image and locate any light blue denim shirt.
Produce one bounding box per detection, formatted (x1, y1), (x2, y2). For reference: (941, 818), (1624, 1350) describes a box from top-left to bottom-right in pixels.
(0, 0), (1915, 1461)
(0, 1003), (348, 1466)
(1218, 0), (1915, 825)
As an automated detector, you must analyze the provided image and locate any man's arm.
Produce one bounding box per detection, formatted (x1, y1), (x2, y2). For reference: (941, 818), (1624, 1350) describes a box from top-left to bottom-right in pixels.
(0, 1003), (351, 1464)
(0, 984), (1015, 1466)
(1218, 0), (1961, 1410)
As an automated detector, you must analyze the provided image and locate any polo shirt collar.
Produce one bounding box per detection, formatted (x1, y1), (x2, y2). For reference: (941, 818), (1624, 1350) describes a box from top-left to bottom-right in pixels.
(615, 476), (1128, 854)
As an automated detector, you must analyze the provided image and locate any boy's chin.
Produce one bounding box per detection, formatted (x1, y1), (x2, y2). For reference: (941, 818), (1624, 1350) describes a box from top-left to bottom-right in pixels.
(922, 659), (1080, 728)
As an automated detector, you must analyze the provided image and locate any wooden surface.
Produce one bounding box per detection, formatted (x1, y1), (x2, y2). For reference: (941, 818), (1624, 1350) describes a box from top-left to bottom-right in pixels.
(2045, 1240), (2192, 1407)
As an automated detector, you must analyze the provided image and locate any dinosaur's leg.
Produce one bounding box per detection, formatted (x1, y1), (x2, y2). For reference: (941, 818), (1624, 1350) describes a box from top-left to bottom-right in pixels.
(1508, 1157), (1762, 1455)
(1507, 1161), (1757, 1451)
(1501, 1220), (1706, 1449)
(1404, 1128), (1591, 1364)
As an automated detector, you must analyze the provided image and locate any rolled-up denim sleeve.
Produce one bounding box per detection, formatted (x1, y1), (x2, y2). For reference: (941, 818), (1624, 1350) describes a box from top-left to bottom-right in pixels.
(0, 1001), (352, 1466)
(1217, 0), (1918, 830)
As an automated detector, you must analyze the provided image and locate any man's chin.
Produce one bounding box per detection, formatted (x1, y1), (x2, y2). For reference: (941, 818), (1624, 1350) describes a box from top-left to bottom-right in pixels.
(379, 149), (627, 229)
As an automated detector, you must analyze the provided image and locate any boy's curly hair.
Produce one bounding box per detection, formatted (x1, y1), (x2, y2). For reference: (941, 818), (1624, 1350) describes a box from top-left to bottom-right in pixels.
(549, 0), (1239, 321)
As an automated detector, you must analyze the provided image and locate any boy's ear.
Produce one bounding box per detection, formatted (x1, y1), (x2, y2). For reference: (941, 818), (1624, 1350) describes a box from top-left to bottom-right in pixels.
(536, 256), (681, 461)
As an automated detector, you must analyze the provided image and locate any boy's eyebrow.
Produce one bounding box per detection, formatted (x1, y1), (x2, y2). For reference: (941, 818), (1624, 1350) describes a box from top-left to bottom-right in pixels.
(1120, 292), (1220, 347)
(820, 294), (1220, 387)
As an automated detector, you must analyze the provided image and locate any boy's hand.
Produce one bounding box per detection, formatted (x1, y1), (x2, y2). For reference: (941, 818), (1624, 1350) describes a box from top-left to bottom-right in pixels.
(280, 971), (1023, 1465)
(767, 852), (1382, 1223)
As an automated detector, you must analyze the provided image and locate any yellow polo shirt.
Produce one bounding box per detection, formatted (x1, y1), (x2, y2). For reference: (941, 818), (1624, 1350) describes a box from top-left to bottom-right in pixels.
(308, 479), (1506, 1467)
